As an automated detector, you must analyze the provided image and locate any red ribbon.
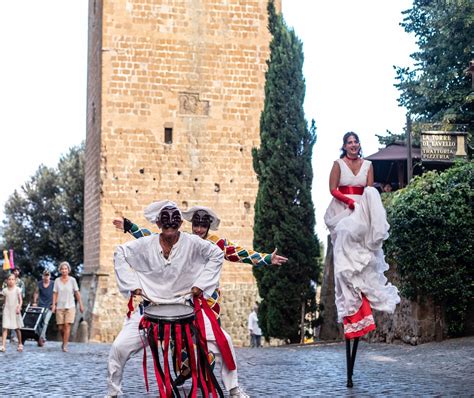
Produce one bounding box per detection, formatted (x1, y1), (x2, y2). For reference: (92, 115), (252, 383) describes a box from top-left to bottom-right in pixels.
(175, 324), (182, 371)
(138, 316), (150, 392)
(126, 295), (135, 318)
(185, 323), (198, 398)
(163, 324), (172, 398)
(197, 296), (236, 371)
(151, 324), (167, 398)
(339, 186), (364, 195)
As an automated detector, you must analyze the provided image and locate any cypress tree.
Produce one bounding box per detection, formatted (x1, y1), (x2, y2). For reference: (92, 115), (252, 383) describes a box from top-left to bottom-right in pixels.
(252, 0), (320, 343)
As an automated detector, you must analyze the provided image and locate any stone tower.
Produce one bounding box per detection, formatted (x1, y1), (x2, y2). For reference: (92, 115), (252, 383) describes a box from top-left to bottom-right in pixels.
(82, 0), (281, 345)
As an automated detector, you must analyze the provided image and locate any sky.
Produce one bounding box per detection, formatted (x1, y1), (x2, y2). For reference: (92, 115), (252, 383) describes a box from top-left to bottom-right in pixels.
(0, 0), (417, 247)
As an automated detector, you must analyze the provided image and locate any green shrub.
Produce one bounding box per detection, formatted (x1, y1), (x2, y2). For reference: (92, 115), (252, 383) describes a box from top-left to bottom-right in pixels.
(385, 161), (473, 335)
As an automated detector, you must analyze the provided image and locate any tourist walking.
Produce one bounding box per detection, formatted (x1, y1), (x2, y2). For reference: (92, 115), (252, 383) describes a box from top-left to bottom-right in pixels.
(52, 261), (84, 352)
(32, 269), (54, 346)
(248, 304), (262, 348)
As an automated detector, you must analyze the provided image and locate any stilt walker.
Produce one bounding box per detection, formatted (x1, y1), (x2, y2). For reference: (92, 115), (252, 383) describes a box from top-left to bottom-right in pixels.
(324, 132), (400, 388)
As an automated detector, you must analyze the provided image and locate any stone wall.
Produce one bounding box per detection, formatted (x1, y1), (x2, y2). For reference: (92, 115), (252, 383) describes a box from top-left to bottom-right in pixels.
(369, 262), (446, 345)
(81, 0), (281, 344)
(318, 235), (446, 344)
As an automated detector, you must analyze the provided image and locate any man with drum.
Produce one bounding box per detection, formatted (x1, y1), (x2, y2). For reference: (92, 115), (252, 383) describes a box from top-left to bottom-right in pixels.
(112, 205), (287, 396)
(108, 201), (246, 397)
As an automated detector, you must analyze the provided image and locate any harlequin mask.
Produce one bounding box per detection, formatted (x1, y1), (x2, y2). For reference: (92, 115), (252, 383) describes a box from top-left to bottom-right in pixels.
(159, 206), (182, 229)
(191, 210), (213, 229)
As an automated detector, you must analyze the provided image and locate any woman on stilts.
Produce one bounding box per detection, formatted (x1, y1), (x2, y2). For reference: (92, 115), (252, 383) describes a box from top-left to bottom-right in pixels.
(324, 132), (400, 388)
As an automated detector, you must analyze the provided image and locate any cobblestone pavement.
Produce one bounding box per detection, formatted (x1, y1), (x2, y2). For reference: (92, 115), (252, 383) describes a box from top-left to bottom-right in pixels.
(0, 336), (472, 397)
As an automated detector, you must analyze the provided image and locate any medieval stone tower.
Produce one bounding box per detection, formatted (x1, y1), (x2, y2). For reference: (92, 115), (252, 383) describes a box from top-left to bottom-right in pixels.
(82, 0), (281, 345)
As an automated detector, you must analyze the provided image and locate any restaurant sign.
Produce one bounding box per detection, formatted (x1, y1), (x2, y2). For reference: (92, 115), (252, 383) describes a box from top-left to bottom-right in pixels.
(421, 131), (468, 162)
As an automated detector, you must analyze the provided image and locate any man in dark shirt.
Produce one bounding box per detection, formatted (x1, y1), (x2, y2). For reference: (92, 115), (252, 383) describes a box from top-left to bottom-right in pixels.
(32, 270), (54, 346)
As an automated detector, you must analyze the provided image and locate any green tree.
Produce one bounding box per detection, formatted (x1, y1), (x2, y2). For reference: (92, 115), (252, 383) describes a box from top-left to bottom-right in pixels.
(385, 161), (473, 335)
(252, 0), (320, 343)
(395, 0), (473, 127)
(2, 143), (84, 278)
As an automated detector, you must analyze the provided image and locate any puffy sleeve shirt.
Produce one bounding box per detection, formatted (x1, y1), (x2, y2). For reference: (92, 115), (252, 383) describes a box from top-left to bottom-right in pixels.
(114, 232), (224, 304)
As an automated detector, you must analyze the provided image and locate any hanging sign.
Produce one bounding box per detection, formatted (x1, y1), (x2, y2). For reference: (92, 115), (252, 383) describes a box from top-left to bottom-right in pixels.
(421, 131), (468, 162)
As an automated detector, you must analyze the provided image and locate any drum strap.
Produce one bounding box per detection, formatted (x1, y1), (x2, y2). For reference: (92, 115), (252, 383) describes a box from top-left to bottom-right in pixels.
(199, 297), (236, 371)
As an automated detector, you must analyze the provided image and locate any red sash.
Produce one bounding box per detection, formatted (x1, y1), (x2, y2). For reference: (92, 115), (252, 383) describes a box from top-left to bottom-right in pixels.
(194, 297), (236, 371)
(339, 186), (364, 195)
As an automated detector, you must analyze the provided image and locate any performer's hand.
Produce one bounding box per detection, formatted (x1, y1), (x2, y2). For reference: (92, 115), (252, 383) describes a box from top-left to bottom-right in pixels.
(79, 303), (84, 313)
(348, 200), (355, 210)
(133, 289), (142, 296)
(271, 248), (288, 266)
(191, 287), (202, 297)
(51, 304), (56, 314)
(113, 218), (125, 231)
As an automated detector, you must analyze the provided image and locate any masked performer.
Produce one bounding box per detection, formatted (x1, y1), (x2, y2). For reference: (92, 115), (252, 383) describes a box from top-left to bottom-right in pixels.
(107, 200), (240, 397)
(324, 132), (400, 388)
(112, 206), (287, 395)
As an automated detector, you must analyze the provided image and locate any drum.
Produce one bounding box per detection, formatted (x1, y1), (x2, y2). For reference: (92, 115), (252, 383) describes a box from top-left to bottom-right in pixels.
(139, 302), (224, 398)
(144, 303), (194, 324)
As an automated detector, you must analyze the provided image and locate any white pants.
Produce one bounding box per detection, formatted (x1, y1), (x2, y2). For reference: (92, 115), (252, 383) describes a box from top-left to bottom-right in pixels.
(107, 310), (238, 396)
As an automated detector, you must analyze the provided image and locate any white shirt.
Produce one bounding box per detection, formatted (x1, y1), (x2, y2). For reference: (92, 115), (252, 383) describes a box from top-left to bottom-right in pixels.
(53, 277), (79, 309)
(248, 311), (262, 335)
(114, 232), (224, 304)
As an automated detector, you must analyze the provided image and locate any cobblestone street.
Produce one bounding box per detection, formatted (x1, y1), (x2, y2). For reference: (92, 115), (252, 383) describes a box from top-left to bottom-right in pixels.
(0, 336), (472, 397)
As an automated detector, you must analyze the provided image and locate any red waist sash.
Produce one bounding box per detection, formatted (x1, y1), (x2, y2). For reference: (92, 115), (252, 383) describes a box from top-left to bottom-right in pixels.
(339, 186), (364, 195)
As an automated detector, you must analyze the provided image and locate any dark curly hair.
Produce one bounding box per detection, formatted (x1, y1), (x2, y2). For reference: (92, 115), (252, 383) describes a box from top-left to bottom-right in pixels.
(340, 131), (362, 158)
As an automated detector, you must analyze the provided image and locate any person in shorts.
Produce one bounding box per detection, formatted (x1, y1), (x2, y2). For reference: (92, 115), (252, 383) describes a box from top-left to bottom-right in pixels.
(52, 261), (84, 352)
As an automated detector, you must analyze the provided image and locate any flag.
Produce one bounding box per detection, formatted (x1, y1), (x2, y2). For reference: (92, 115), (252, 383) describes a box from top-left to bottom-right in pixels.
(9, 249), (15, 270)
(2, 250), (11, 271)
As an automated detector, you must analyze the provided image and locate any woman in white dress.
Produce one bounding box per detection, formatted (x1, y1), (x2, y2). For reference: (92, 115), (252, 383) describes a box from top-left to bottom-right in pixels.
(324, 132), (400, 387)
(1, 274), (24, 352)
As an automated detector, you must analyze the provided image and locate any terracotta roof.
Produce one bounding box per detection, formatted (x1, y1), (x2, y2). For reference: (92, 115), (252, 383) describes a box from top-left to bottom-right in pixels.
(366, 144), (421, 161)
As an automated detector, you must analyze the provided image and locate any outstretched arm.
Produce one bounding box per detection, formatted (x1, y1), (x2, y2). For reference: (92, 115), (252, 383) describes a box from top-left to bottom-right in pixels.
(113, 217), (153, 239)
(208, 235), (288, 267)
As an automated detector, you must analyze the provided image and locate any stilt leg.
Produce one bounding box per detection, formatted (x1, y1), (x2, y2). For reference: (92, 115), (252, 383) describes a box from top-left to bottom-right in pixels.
(345, 339), (353, 388)
(350, 337), (359, 379)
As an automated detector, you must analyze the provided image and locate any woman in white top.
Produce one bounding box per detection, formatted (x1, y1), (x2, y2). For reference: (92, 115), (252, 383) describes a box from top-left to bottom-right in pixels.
(52, 261), (84, 352)
(324, 132), (400, 388)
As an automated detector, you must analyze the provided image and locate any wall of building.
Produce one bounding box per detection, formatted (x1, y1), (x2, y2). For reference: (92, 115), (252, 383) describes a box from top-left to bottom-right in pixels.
(82, 0), (281, 344)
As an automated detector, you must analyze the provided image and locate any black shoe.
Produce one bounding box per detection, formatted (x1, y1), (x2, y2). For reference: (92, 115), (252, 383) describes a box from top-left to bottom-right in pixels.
(174, 372), (191, 386)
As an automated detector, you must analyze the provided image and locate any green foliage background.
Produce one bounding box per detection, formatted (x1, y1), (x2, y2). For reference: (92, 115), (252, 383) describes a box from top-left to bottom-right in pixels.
(252, 1), (320, 343)
(395, 0), (473, 126)
(378, 1), (473, 149)
(1, 143), (84, 278)
(384, 161), (473, 335)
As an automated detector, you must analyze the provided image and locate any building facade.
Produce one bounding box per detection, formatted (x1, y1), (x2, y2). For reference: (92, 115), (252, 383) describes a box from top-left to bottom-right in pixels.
(82, 0), (280, 345)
